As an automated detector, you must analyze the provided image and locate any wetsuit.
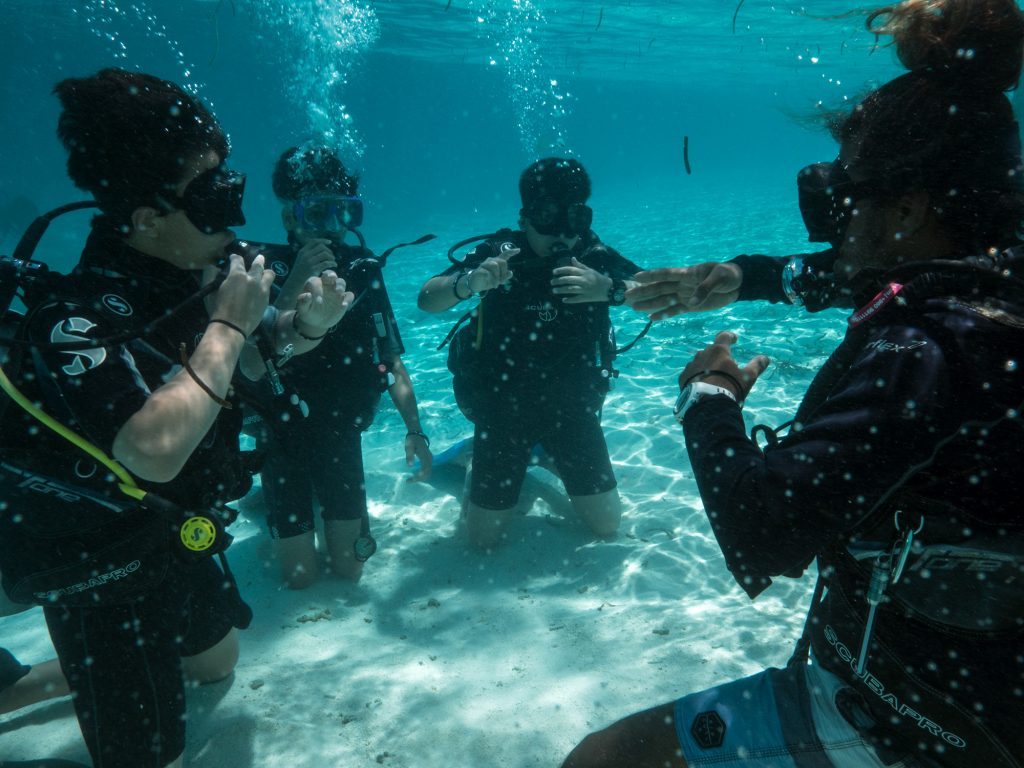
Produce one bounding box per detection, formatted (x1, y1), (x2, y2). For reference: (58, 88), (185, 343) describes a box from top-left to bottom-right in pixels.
(0, 647), (29, 692)
(441, 230), (641, 509)
(252, 241), (403, 538)
(0, 227), (253, 768)
(682, 254), (1024, 766)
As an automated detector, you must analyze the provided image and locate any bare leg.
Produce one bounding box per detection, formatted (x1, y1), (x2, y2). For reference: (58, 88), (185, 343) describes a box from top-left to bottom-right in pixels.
(0, 658), (70, 714)
(324, 518), (365, 582)
(182, 628), (239, 685)
(570, 488), (622, 538)
(562, 703), (687, 768)
(274, 530), (319, 589)
(466, 501), (516, 549)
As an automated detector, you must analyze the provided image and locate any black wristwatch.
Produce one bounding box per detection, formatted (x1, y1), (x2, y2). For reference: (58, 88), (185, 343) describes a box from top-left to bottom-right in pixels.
(608, 278), (627, 306)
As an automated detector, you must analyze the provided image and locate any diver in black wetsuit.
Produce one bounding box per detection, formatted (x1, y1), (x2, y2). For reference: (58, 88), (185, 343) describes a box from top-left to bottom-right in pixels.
(249, 144), (432, 587)
(0, 69), (352, 768)
(418, 158), (642, 549)
(563, 2), (1024, 767)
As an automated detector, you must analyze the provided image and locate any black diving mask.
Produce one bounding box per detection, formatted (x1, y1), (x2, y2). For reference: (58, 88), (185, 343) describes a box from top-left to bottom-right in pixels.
(798, 160), (909, 247)
(522, 199), (593, 237)
(163, 166), (247, 234)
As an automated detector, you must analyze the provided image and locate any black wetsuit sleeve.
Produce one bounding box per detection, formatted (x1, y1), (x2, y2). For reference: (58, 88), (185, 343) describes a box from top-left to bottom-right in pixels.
(728, 254), (791, 303)
(729, 250), (838, 305)
(682, 320), (957, 598)
(375, 279), (405, 360)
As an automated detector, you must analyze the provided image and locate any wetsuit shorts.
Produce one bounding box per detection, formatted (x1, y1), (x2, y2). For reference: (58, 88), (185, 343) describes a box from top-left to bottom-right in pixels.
(471, 403), (616, 510)
(260, 420), (366, 538)
(673, 659), (940, 768)
(42, 557), (250, 768)
(0, 647), (30, 692)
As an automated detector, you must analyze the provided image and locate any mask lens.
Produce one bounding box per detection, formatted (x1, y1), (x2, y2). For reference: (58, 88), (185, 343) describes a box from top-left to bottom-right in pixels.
(525, 199), (592, 237)
(295, 195), (362, 232)
(181, 168), (247, 234)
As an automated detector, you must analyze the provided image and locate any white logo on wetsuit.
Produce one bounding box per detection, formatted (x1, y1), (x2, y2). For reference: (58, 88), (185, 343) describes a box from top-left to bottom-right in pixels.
(271, 260), (290, 277)
(822, 624), (967, 748)
(864, 338), (928, 354)
(51, 317), (107, 376)
(525, 302), (558, 322)
(101, 293), (133, 316)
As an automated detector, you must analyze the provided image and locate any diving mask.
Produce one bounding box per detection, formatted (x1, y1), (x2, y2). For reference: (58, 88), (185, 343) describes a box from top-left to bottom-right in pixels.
(164, 166), (247, 235)
(797, 160), (909, 247)
(522, 199), (593, 237)
(293, 194), (364, 233)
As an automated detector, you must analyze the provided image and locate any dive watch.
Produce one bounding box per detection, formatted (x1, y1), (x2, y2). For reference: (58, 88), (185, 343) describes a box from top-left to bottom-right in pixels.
(673, 381), (738, 424)
(608, 278), (627, 306)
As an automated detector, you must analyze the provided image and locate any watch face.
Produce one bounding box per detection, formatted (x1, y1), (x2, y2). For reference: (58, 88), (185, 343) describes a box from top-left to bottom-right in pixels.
(354, 535), (377, 562)
(673, 384), (694, 416)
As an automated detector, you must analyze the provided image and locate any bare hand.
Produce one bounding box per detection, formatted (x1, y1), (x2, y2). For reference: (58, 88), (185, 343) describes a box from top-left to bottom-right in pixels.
(209, 253), (275, 335)
(467, 255), (512, 293)
(294, 270), (355, 334)
(550, 257), (612, 304)
(294, 238), (338, 280)
(405, 433), (433, 482)
(628, 262), (743, 319)
(679, 331), (770, 400)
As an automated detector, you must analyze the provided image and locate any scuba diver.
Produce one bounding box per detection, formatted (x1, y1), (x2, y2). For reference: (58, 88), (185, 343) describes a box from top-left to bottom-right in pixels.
(0, 69), (351, 768)
(245, 143), (433, 588)
(418, 157), (643, 549)
(563, 2), (1024, 767)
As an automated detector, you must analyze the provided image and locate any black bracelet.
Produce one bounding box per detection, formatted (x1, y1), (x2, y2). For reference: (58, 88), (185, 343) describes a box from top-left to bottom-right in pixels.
(207, 318), (248, 340)
(452, 271), (473, 301)
(292, 312), (328, 341)
(407, 430), (430, 447)
(682, 369), (745, 401)
(179, 343), (233, 409)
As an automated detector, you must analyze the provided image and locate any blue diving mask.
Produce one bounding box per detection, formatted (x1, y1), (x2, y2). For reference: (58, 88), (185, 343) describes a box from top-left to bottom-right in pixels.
(293, 194), (364, 233)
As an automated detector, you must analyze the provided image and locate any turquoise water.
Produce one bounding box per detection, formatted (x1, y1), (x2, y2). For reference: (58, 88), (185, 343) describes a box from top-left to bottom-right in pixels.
(0, 2), (939, 765)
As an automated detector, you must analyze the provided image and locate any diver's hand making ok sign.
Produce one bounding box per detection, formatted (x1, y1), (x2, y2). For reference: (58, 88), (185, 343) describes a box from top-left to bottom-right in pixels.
(678, 331), (770, 401)
(467, 253), (514, 293)
(293, 270), (355, 337)
(551, 257), (613, 304)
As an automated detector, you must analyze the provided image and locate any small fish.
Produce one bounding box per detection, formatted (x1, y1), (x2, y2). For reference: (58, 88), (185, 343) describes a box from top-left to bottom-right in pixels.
(596, 7), (604, 31)
(445, 0), (452, 10)
(683, 136), (692, 175)
(732, 0), (746, 34)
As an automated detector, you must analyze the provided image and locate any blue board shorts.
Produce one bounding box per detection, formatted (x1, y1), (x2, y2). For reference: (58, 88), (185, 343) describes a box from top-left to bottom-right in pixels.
(674, 660), (936, 768)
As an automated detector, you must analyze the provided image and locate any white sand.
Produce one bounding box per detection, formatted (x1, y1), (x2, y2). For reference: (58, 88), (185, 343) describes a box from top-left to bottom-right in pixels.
(0, 298), (829, 766)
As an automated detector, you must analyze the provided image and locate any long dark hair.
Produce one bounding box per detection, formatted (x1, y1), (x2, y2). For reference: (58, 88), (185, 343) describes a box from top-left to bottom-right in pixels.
(838, 0), (1024, 253)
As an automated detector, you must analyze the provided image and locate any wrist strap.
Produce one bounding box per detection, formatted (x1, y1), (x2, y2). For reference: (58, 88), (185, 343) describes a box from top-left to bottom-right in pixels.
(453, 271), (473, 301)
(407, 430), (431, 447)
(208, 318), (248, 340)
(682, 368), (745, 401)
(292, 312), (328, 341)
(179, 343), (233, 409)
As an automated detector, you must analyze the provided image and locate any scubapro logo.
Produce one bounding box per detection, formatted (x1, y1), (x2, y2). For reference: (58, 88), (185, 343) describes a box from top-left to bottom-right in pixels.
(51, 317), (107, 376)
(101, 293), (133, 316)
(270, 260), (290, 277)
(526, 302), (558, 322)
